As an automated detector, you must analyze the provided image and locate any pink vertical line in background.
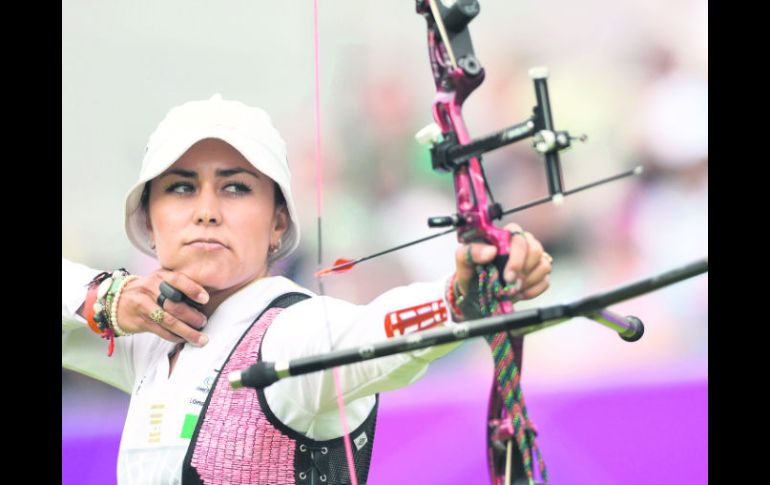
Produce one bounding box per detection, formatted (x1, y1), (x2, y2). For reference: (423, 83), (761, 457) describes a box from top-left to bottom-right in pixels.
(313, 0), (323, 218)
(312, 1), (359, 484)
(332, 367), (359, 485)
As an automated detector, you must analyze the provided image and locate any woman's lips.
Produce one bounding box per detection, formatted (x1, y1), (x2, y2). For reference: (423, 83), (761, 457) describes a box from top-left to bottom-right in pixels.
(187, 240), (227, 251)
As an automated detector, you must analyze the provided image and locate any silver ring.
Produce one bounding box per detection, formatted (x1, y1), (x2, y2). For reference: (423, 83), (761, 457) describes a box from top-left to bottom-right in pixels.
(156, 293), (167, 308)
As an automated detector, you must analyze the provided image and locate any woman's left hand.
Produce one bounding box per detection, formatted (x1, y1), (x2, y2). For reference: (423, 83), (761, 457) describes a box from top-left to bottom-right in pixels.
(454, 223), (552, 303)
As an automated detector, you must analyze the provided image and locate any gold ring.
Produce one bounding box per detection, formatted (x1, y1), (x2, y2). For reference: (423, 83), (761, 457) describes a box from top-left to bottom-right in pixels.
(150, 308), (165, 324)
(543, 252), (553, 264)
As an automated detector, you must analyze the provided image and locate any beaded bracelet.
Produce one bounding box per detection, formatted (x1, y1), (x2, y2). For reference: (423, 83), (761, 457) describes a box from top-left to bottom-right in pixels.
(446, 273), (464, 321)
(85, 270), (115, 335)
(86, 269), (131, 356)
(83, 283), (103, 335)
(110, 275), (138, 337)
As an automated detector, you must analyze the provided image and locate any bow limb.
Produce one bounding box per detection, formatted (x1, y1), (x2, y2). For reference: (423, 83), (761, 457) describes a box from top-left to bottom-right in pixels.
(418, 2), (537, 483)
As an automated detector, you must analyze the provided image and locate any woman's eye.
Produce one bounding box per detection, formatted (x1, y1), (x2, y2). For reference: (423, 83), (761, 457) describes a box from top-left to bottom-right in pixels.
(224, 182), (252, 194)
(167, 182), (194, 193)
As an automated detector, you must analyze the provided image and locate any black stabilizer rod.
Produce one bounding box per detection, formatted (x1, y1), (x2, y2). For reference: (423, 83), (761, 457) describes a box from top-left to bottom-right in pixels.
(229, 258), (707, 390)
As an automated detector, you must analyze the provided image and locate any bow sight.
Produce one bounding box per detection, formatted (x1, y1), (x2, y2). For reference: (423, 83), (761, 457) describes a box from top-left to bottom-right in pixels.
(416, 0), (588, 232)
(418, 68), (576, 197)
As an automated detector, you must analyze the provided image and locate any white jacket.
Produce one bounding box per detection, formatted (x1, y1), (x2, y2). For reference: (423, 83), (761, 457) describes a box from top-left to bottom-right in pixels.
(62, 258), (461, 484)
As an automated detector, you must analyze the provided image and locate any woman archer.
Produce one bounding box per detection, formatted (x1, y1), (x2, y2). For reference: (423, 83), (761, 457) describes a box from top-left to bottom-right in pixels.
(62, 94), (552, 484)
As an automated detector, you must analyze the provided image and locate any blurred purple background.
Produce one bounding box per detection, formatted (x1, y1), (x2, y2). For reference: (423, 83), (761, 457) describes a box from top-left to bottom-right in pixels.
(63, 368), (706, 484)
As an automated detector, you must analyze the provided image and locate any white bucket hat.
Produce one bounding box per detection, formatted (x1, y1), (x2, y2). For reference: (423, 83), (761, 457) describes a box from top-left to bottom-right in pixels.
(124, 94), (300, 263)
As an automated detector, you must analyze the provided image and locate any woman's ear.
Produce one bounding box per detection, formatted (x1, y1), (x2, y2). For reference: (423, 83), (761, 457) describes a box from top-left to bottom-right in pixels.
(145, 213), (156, 249)
(272, 205), (289, 239)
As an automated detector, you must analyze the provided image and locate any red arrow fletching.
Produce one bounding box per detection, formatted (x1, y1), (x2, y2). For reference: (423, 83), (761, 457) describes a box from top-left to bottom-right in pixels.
(315, 258), (356, 277)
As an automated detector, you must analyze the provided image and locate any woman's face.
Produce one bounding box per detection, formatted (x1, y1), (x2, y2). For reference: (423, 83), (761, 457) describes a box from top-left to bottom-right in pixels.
(147, 138), (288, 290)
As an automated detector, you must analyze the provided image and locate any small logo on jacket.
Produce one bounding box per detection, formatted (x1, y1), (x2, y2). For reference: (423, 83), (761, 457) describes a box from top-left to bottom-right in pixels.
(353, 432), (368, 451)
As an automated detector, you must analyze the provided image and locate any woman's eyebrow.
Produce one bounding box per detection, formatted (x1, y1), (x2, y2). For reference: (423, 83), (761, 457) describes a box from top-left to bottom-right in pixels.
(159, 168), (260, 179)
(216, 168), (261, 180)
(161, 169), (197, 179)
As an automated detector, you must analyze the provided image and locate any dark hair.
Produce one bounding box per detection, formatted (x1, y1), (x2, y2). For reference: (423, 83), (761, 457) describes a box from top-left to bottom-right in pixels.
(273, 182), (287, 208)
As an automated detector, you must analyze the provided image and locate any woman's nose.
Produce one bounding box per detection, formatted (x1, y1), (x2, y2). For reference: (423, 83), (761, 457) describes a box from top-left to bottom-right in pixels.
(194, 190), (221, 225)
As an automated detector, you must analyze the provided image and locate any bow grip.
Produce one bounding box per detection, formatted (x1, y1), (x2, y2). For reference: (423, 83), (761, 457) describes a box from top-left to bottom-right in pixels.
(464, 228), (513, 289)
(492, 253), (511, 288)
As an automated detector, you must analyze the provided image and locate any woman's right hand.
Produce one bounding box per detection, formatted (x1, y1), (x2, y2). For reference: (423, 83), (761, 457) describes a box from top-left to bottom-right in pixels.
(116, 270), (210, 346)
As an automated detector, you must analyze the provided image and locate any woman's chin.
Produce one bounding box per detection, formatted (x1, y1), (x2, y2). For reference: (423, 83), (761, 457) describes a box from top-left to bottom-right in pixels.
(171, 261), (250, 289)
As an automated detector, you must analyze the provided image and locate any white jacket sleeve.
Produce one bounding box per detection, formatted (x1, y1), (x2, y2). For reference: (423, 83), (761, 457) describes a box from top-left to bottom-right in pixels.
(261, 276), (461, 421)
(61, 257), (137, 394)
